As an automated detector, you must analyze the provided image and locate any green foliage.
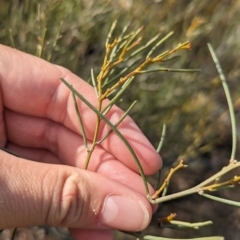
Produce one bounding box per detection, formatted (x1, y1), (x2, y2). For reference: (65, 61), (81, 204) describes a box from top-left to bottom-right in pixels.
(1, 0), (239, 161)
(0, 0), (240, 239)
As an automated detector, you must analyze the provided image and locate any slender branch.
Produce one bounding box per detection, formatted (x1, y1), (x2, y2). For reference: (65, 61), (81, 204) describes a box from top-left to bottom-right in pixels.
(47, 22), (63, 62)
(141, 236), (223, 240)
(97, 101), (137, 144)
(84, 100), (102, 169)
(152, 159), (187, 199)
(130, 33), (160, 58)
(60, 77), (150, 195)
(150, 161), (240, 204)
(123, 230), (223, 240)
(200, 192), (240, 207)
(36, 27), (47, 58)
(8, 28), (15, 48)
(202, 175), (240, 191)
(100, 41), (191, 100)
(102, 76), (135, 114)
(139, 68), (200, 73)
(146, 31), (174, 59)
(157, 124), (166, 153)
(167, 220), (213, 230)
(91, 68), (98, 96)
(103, 59), (140, 88)
(106, 20), (117, 47)
(207, 43), (237, 161)
(71, 91), (88, 150)
(109, 22), (130, 61)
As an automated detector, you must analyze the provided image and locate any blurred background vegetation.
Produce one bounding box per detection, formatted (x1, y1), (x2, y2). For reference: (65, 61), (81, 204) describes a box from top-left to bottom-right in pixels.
(0, 0), (240, 239)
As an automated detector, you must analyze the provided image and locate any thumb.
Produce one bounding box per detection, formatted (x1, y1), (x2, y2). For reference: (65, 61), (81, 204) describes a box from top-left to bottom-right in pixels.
(0, 151), (152, 231)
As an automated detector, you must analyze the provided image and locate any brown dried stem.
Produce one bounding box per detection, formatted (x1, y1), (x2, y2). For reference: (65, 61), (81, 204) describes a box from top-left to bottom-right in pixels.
(152, 159), (188, 199)
(100, 41), (191, 100)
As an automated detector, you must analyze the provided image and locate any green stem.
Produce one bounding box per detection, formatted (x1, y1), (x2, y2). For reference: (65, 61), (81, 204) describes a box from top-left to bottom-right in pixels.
(200, 192), (240, 207)
(37, 27), (47, 58)
(71, 91), (88, 150)
(122, 231), (223, 240)
(150, 161), (240, 204)
(47, 22), (63, 62)
(157, 124), (166, 153)
(60, 78), (150, 195)
(139, 68), (200, 73)
(103, 76), (135, 113)
(8, 29), (15, 48)
(207, 43), (237, 161)
(142, 236), (223, 240)
(91, 68), (98, 96)
(146, 31), (174, 59)
(168, 220), (212, 229)
(84, 101), (102, 169)
(97, 101), (137, 144)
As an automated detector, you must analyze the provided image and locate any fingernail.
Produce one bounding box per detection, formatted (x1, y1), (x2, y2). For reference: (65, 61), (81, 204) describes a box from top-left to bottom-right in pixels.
(100, 195), (150, 231)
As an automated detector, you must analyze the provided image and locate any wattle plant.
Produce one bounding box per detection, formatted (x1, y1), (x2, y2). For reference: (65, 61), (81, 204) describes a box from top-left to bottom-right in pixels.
(60, 23), (239, 240)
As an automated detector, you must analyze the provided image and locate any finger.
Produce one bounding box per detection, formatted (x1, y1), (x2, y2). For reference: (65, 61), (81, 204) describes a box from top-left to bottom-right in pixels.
(0, 45), (161, 174)
(6, 143), (159, 214)
(5, 109), (158, 198)
(0, 85), (6, 146)
(6, 142), (156, 197)
(69, 229), (114, 240)
(6, 143), (62, 164)
(5, 108), (160, 175)
(0, 150), (152, 231)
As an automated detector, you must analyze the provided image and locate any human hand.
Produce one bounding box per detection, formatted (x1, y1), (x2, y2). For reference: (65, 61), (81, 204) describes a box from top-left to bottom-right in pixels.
(0, 44), (162, 240)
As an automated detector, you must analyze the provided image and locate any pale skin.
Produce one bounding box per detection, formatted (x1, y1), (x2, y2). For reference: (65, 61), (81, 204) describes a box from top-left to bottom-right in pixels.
(0, 44), (162, 240)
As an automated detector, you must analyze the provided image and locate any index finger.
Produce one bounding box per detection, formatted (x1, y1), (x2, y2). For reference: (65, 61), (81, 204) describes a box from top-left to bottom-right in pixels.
(0, 44), (162, 174)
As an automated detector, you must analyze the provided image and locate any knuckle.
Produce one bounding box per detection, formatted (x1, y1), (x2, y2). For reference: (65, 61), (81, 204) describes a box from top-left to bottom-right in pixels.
(44, 168), (96, 227)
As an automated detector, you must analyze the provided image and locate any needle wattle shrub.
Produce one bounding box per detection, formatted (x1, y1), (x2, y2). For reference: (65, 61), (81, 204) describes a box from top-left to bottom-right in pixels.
(0, 0), (239, 239)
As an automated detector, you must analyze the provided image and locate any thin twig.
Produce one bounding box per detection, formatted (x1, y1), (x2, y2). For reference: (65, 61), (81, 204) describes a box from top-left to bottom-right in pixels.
(139, 68), (200, 73)
(91, 68), (98, 96)
(97, 101), (137, 144)
(157, 124), (166, 153)
(150, 161), (240, 204)
(8, 29), (15, 48)
(146, 31), (174, 59)
(200, 192), (240, 207)
(152, 159), (187, 199)
(207, 43), (237, 161)
(60, 78), (150, 196)
(71, 91), (88, 150)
